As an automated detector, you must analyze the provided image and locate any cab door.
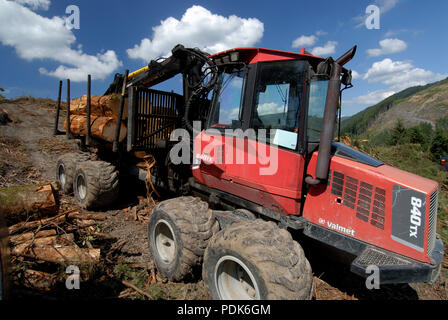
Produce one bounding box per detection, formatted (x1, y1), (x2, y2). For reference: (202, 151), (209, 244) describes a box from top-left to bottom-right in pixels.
(194, 60), (309, 215)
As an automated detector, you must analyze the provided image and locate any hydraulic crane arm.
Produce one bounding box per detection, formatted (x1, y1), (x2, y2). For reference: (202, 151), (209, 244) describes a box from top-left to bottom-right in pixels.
(105, 44), (218, 96)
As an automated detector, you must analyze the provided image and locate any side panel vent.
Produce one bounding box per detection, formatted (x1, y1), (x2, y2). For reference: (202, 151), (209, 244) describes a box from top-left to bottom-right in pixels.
(371, 188), (386, 230)
(356, 182), (372, 223)
(428, 189), (438, 254)
(332, 170), (386, 231)
(331, 171), (344, 197)
(343, 176), (358, 210)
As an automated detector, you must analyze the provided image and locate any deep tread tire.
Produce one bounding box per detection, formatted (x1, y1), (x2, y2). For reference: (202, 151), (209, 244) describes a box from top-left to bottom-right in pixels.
(203, 219), (313, 300)
(148, 196), (219, 281)
(73, 160), (119, 209)
(56, 153), (91, 194)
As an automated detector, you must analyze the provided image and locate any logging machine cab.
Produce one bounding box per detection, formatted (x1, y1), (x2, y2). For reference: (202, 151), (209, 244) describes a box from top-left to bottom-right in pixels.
(192, 46), (355, 213)
(207, 48), (338, 148)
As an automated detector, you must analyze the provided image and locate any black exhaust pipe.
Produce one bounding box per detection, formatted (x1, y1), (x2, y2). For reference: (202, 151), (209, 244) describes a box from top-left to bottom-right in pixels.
(306, 60), (342, 185)
(335, 45), (357, 66)
(315, 62), (341, 180)
(305, 46), (356, 186)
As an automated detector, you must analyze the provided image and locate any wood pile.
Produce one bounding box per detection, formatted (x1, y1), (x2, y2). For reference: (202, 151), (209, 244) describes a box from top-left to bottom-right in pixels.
(64, 94), (128, 144)
(64, 115), (127, 143)
(70, 94), (128, 119)
(1, 182), (110, 292)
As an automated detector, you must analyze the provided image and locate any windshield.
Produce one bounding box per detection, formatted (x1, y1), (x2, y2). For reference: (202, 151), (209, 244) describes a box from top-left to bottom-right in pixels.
(307, 79), (329, 142)
(209, 68), (245, 129)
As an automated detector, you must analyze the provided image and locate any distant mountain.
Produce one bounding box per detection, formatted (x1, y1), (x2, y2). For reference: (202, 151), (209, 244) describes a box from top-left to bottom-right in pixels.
(341, 77), (448, 136)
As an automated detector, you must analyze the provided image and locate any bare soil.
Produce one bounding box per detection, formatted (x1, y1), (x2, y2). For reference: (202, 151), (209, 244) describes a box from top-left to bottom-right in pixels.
(0, 98), (446, 300)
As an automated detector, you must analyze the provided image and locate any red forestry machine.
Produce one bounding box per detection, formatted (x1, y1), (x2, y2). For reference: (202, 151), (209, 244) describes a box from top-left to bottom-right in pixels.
(54, 44), (444, 299)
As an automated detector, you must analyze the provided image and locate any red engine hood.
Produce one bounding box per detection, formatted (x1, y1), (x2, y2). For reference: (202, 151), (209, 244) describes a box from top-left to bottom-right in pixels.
(303, 150), (438, 263)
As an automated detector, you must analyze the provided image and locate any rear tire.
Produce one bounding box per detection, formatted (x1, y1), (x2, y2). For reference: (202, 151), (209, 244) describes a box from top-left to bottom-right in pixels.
(148, 196), (219, 281)
(73, 160), (119, 209)
(56, 153), (91, 194)
(203, 219), (313, 300)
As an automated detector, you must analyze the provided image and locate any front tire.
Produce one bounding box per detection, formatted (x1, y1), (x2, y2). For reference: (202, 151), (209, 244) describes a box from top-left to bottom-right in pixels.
(203, 219), (313, 300)
(148, 196), (219, 281)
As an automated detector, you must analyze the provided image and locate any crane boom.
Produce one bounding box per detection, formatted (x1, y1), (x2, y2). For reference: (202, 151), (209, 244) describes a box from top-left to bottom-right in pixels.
(105, 44), (217, 97)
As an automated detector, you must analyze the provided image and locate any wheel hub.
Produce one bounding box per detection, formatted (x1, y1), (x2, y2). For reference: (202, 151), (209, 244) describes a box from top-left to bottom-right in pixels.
(154, 220), (176, 264)
(58, 165), (66, 187)
(215, 256), (260, 300)
(76, 174), (87, 200)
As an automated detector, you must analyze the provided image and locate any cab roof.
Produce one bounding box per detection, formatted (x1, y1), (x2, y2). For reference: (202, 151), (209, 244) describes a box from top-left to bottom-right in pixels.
(210, 47), (350, 74)
(210, 47), (325, 65)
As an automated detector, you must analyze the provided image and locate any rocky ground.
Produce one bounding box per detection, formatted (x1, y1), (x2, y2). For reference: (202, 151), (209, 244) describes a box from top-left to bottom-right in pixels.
(0, 97), (446, 300)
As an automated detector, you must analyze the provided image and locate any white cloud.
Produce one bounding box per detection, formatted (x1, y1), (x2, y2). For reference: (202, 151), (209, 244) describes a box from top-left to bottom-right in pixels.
(0, 0), (122, 81)
(228, 107), (240, 119)
(367, 38), (407, 57)
(351, 70), (361, 79)
(311, 41), (338, 57)
(363, 58), (446, 91)
(291, 35), (317, 48)
(345, 89), (396, 106)
(127, 5), (264, 62)
(315, 30), (328, 36)
(376, 0), (400, 13)
(384, 29), (423, 38)
(258, 102), (283, 115)
(12, 0), (49, 10)
(291, 30), (327, 49)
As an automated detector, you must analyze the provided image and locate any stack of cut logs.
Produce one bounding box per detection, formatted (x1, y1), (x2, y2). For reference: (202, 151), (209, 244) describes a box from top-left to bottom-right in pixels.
(64, 94), (128, 143)
(1, 183), (107, 291)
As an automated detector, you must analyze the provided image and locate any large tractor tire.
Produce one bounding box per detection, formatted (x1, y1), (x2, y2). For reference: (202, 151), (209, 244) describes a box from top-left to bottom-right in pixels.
(203, 219), (313, 300)
(148, 196), (219, 281)
(73, 160), (119, 210)
(56, 153), (91, 194)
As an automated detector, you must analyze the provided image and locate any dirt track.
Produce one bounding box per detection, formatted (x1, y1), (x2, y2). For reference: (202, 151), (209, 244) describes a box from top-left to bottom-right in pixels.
(0, 98), (447, 300)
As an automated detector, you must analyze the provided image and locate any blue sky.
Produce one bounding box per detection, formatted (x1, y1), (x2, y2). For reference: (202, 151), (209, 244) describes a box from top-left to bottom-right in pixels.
(0, 0), (447, 116)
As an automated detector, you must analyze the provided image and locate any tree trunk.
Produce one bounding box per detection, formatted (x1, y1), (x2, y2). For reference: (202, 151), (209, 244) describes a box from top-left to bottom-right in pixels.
(13, 245), (100, 265)
(67, 212), (107, 221)
(70, 94), (128, 119)
(0, 184), (58, 225)
(12, 233), (75, 255)
(8, 214), (66, 235)
(64, 115), (127, 143)
(73, 219), (99, 228)
(9, 229), (57, 245)
(22, 270), (57, 291)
